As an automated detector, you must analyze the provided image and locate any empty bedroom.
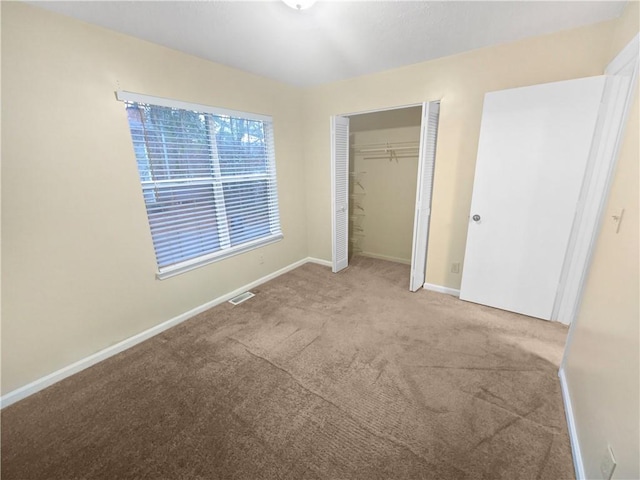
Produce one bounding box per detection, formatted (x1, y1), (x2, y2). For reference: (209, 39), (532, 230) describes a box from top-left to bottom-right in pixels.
(1, 1), (638, 479)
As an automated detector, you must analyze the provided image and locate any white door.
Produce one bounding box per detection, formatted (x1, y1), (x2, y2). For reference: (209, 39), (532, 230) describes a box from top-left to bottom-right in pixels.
(410, 101), (440, 291)
(459, 76), (606, 320)
(331, 116), (350, 273)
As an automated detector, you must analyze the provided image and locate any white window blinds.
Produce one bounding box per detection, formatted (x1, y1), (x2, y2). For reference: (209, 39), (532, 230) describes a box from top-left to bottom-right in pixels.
(117, 91), (282, 279)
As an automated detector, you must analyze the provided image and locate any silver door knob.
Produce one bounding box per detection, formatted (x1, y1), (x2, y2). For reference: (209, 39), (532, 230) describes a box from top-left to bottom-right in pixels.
(472, 214), (481, 222)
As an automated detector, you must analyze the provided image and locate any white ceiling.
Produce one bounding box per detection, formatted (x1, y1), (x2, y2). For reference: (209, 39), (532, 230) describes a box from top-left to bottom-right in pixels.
(29, 1), (627, 87)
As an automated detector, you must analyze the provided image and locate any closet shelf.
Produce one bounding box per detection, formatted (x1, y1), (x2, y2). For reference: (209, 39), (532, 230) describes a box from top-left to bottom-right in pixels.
(353, 141), (419, 161)
(358, 146), (418, 153)
(352, 141), (419, 152)
(363, 154), (418, 160)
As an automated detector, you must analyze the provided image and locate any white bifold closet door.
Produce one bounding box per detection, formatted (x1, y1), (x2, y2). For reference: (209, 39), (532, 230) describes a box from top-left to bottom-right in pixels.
(410, 101), (440, 292)
(459, 76), (606, 320)
(331, 116), (350, 273)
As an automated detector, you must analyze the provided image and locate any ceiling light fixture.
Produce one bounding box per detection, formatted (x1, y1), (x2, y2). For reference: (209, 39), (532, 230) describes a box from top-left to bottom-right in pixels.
(282, 0), (317, 10)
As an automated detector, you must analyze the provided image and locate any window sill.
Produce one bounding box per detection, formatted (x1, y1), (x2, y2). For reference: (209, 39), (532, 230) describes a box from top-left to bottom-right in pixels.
(156, 233), (283, 280)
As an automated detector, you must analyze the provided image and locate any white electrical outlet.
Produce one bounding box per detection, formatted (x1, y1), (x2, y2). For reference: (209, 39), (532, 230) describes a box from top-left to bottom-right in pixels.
(258, 254), (264, 265)
(600, 445), (616, 480)
(451, 262), (460, 274)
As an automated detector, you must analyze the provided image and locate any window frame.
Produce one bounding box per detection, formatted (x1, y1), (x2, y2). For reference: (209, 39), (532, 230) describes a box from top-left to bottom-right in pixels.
(117, 91), (283, 279)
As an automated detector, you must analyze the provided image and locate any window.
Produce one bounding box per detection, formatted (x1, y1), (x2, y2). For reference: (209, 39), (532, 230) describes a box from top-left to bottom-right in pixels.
(118, 91), (282, 279)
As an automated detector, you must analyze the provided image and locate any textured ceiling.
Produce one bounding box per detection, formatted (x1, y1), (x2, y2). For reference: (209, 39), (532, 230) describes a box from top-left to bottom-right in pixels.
(29, 1), (627, 87)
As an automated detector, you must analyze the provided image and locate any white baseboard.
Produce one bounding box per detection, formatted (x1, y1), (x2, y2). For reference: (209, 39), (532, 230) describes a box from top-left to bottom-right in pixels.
(1, 256), (328, 409)
(559, 367), (585, 480)
(423, 282), (460, 297)
(359, 252), (411, 265)
(306, 256), (332, 267)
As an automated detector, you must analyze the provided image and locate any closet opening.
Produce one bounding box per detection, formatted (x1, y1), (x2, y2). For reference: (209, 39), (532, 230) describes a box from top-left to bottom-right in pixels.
(348, 107), (422, 265)
(331, 102), (441, 291)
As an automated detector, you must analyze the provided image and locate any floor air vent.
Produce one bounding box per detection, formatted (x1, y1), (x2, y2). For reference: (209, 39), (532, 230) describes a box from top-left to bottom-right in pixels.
(228, 291), (255, 306)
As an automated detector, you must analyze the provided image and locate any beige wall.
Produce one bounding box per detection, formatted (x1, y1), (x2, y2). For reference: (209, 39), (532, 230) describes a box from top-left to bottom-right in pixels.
(562, 2), (639, 479)
(350, 126), (420, 264)
(303, 19), (615, 290)
(1, 3), (307, 393)
(349, 107), (423, 132)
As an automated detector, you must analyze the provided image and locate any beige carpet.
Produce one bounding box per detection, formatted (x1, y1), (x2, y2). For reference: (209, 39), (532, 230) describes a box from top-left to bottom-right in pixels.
(1, 256), (574, 479)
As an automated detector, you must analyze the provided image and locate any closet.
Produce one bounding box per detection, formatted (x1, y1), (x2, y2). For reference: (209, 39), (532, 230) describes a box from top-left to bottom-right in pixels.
(347, 107), (422, 264)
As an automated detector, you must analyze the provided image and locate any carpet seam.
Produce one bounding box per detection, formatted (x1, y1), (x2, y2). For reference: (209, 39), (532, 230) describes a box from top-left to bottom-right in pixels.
(228, 336), (468, 476)
(463, 386), (563, 436)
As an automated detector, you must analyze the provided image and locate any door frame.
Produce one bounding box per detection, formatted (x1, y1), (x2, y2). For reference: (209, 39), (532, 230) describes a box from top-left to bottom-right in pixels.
(330, 101), (438, 284)
(554, 34), (639, 326)
(559, 34), (639, 365)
